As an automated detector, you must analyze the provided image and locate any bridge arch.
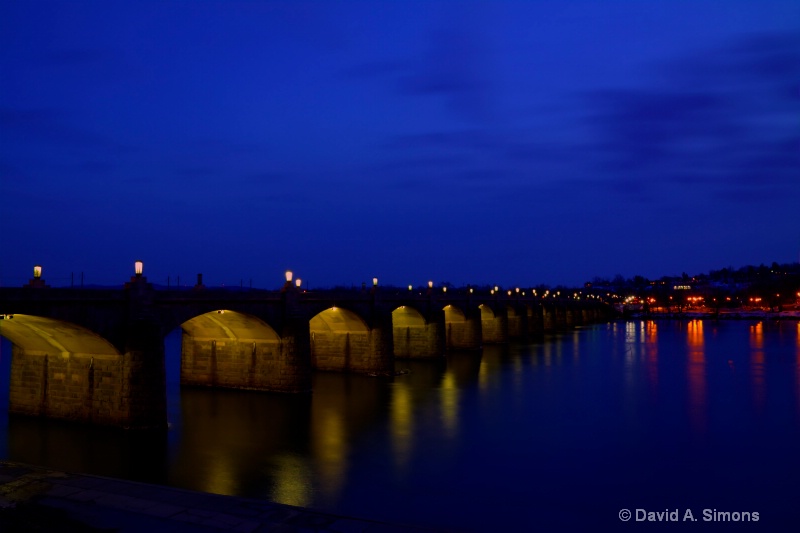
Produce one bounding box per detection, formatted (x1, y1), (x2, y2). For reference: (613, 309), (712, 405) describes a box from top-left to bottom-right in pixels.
(0, 314), (120, 356)
(178, 310), (297, 391)
(309, 307), (391, 374)
(443, 304), (481, 350)
(392, 306), (444, 358)
(0, 314), (125, 425)
(310, 306), (369, 334)
(444, 304), (469, 323)
(480, 304), (508, 344)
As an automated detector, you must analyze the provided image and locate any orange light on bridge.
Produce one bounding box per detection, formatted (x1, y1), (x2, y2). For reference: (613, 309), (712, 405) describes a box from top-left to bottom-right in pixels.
(443, 287), (447, 293)
(428, 281), (433, 288)
(373, 277), (378, 287)
(295, 279), (302, 288)
(33, 265), (42, 279)
(134, 260), (143, 276)
(285, 270), (293, 282)
(408, 285), (413, 291)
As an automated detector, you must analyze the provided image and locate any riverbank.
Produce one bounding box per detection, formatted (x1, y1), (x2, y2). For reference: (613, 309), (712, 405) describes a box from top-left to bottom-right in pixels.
(0, 461), (454, 532)
(626, 309), (800, 320)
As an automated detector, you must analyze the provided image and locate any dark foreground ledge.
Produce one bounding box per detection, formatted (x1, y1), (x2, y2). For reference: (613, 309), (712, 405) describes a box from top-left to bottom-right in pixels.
(0, 461), (454, 532)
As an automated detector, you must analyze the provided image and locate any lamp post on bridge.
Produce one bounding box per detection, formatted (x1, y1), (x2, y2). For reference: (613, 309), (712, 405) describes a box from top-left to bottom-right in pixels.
(26, 264), (48, 288)
(125, 260), (152, 290)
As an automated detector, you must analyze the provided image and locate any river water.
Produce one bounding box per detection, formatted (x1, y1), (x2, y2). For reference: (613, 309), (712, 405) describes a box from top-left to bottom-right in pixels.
(2, 319), (799, 531)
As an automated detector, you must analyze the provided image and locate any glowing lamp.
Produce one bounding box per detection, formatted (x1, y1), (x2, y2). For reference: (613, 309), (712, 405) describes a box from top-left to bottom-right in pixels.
(515, 287), (520, 293)
(443, 287), (447, 293)
(296, 279), (302, 288)
(33, 265), (42, 279)
(408, 285), (413, 291)
(508, 290), (512, 296)
(373, 277), (378, 287)
(428, 281), (433, 288)
(469, 288), (473, 294)
(134, 260), (143, 276)
(490, 289), (495, 295)
(285, 270), (293, 282)
(494, 286), (499, 292)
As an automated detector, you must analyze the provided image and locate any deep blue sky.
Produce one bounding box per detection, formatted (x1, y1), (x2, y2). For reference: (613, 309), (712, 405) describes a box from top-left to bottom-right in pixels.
(2, 1), (798, 289)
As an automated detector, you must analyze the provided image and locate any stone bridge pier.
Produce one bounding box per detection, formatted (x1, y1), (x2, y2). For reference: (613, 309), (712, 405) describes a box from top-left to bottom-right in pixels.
(179, 287), (312, 393)
(1, 280), (168, 430)
(392, 304), (445, 359)
(307, 291), (395, 375)
(444, 304), (482, 350)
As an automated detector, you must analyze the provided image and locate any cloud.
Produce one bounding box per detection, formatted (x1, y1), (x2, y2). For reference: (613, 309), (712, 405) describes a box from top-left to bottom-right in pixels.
(578, 31), (800, 205)
(397, 28), (495, 124)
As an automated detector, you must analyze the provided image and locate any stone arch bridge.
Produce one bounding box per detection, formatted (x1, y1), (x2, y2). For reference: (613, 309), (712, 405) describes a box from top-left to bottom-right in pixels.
(0, 278), (611, 429)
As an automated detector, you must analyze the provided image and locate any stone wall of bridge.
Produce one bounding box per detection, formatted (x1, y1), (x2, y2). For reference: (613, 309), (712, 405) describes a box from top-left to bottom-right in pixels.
(310, 329), (393, 374)
(445, 318), (481, 350)
(8, 346), (163, 428)
(392, 323), (444, 358)
(481, 315), (508, 343)
(180, 336), (306, 391)
(507, 309), (526, 339)
(4, 313), (166, 429)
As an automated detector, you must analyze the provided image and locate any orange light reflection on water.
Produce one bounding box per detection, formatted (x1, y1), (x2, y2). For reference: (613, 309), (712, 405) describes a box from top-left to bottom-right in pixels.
(390, 381), (414, 473)
(686, 320), (706, 433)
(750, 322), (765, 412)
(644, 321), (658, 391)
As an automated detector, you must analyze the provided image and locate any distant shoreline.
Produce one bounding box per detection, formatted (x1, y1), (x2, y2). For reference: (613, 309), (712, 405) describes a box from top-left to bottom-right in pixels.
(625, 310), (800, 321)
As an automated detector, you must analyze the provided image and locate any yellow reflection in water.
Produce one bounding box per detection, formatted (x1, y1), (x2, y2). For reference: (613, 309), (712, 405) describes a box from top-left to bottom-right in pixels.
(391, 381), (413, 473)
(478, 356), (490, 389)
(440, 372), (459, 438)
(202, 455), (236, 496)
(750, 322), (765, 411)
(686, 320), (706, 433)
(311, 407), (347, 503)
(572, 330), (581, 362)
(271, 454), (313, 507)
(543, 341), (553, 366)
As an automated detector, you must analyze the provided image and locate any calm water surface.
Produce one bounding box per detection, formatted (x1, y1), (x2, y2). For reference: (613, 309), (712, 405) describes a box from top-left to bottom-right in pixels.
(2, 320), (800, 531)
